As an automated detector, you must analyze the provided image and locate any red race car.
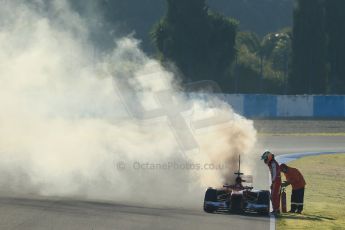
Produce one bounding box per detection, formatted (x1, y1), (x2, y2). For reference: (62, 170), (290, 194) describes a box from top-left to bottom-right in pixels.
(203, 156), (270, 215)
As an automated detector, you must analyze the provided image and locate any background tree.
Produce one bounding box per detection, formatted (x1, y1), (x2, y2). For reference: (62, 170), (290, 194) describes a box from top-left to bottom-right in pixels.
(85, 0), (293, 54)
(151, 0), (238, 91)
(229, 30), (288, 94)
(236, 31), (261, 53)
(209, 0), (293, 36)
(231, 33), (261, 93)
(325, 0), (345, 93)
(289, 0), (327, 94)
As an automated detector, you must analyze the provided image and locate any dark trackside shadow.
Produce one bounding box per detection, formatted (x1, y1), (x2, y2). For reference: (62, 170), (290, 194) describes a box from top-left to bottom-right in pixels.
(213, 210), (270, 219)
(280, 213), (335, 221)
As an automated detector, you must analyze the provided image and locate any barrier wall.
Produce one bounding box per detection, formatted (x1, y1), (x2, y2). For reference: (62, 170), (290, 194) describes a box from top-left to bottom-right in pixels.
(221, 94), (345, 118)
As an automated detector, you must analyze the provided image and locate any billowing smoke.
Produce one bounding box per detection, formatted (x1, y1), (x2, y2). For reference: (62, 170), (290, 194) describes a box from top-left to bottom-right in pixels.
(0, 0), (257, 207)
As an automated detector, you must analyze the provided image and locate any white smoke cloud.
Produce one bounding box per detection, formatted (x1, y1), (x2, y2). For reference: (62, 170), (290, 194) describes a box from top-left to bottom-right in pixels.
(0, 0), (257, 207)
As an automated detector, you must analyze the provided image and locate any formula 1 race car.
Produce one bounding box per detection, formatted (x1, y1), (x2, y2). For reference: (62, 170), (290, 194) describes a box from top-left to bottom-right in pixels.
(203, 156), (270, 215)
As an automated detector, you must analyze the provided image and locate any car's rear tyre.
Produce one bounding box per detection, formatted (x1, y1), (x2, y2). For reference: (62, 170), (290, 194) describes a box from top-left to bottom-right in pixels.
(203, 205), (215, 213)
(204, 188), (218, 213)
(204, 188), (218, 202)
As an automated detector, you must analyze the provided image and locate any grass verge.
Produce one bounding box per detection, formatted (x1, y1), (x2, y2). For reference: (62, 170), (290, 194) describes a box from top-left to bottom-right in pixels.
(277, 153), (345, 230)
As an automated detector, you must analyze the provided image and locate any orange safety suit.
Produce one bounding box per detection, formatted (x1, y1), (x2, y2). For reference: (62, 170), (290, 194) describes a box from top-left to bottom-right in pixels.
(283, 166), (306, 212)
(283, 167), (306, 190)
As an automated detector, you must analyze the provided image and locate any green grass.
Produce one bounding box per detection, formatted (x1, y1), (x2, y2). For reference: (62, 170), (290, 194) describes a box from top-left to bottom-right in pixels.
(277, 154), (345, 230)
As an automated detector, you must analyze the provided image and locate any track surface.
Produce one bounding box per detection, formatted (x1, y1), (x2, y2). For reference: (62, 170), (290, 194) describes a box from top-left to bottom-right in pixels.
(0, 197), (270, 230)
(1, 121), (345, 230)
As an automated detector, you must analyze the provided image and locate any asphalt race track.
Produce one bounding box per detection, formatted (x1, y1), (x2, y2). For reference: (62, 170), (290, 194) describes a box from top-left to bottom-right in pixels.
(0, 197), (271, 230)
(1, 123), (345, 230)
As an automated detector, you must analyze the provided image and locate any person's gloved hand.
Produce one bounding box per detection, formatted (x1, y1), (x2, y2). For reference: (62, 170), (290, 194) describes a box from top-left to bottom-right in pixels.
(281, 181), (290, 187)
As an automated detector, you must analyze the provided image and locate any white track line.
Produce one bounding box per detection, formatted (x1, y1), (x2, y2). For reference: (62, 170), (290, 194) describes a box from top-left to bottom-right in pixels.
(269, 171), (275, 230)
(276, 151), (344, 164)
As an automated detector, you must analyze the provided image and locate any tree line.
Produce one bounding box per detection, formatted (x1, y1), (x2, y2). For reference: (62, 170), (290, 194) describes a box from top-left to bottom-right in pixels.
(151, 0), (345, 95)
(90, 0), (292, 53)
(290, 0), (345, 94)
